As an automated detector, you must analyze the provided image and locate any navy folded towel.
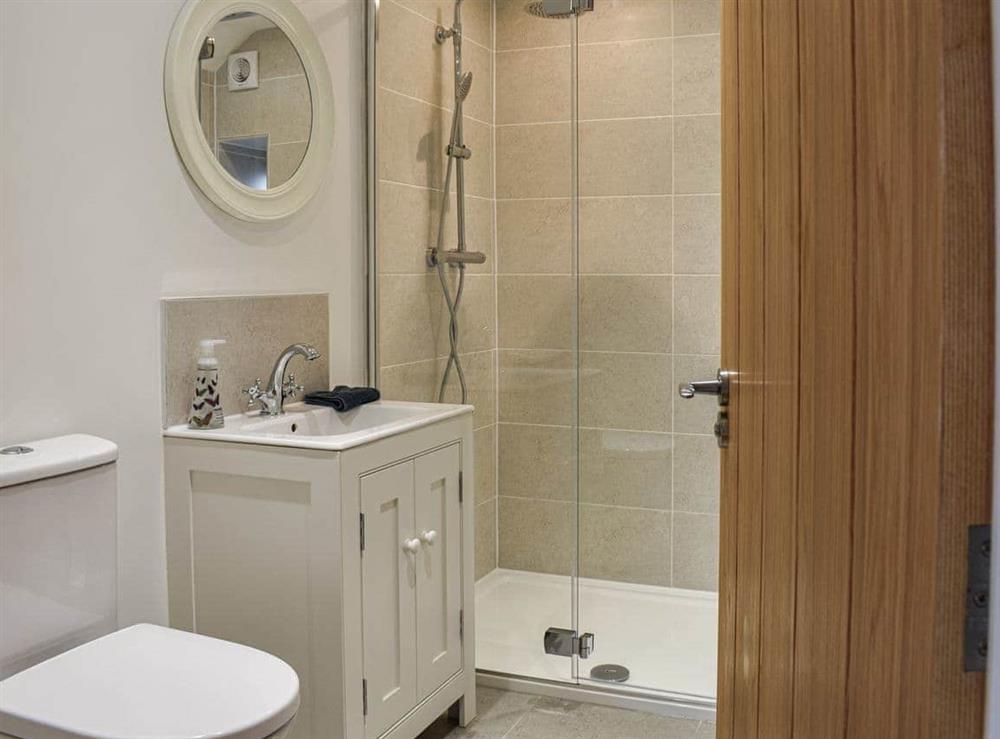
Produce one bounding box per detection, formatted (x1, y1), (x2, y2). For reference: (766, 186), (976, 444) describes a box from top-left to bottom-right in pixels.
(305, 386), (381, 412)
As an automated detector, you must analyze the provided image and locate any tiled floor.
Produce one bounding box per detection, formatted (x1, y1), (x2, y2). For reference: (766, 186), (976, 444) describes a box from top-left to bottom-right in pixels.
(417, 687), (715, 739)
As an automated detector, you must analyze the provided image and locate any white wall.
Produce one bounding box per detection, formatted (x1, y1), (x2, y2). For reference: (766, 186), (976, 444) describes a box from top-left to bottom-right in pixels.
(0, 0), (367, 626)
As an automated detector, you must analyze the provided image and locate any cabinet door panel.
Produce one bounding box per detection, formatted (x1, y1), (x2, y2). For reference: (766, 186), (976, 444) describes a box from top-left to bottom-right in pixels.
(361, 460), (417, 739)
(414, 444), (462, 698)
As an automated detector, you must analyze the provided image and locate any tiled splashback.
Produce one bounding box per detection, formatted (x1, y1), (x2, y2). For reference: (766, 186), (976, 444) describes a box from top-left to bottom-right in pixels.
(161, 294), (330, 427)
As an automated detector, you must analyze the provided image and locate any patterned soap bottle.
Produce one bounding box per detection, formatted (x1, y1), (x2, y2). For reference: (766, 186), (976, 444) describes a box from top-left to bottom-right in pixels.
(188, 339), (227, 429)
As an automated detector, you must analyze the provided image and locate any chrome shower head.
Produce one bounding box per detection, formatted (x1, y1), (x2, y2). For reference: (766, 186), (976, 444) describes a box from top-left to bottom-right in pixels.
(457, 71), (473, 101)
(525, 0), (577, 18)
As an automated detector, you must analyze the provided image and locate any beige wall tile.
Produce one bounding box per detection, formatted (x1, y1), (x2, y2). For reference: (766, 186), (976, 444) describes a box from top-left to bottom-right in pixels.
(496, 0), (572, 50)
(672, 353), (718, 434)
(460, 38), (495, 125)
(438, 349), (497, 427)
(497, 123), (572, 198)
(378, 89), (447, 190)
(673, 194), (720, 274)
(241, 27), (306, 81)
(580, 351), (670, 431)
(396, 0), (494, 49)
(672, 433), (719, 513)
(475, 424), (497, 503)
(498, 275), (574, 349)
(379, 0), (455, 108)
(580, 504), (671, 586)
(578, 0), (673, 43)
(378, 274), (445, 365)
(580, 117), (672, 196)
(673, 275), (720, 354)
(378, 183), (494, 275)
(673, 34), (720, 115)
(377, 182), (441, 274)
(496, 46), (572, 124)
(673, 115), (721, 193)
(580, 428), (671, 509)
(499, 496), (574, 575)
(429, 273), (496, 354)
(673, 0), (721, 36)
(498, 423), (574, 500)
(215, 76), (312, 146)
(499, 350), (575, 425)
(497, 199), (573, 274)
(199, 83), (214, 144)
(461, 116), (495, 199)
(580, 276), (671, 352)
(476, 498), (498, 580)
(268, 141), (307, 187)
(672, 512), (719, 591)
(579, 38), (671, 120)
(161, 294), (330, 427)
(579, 197), (671, 274)
(379, 356), (438, 402)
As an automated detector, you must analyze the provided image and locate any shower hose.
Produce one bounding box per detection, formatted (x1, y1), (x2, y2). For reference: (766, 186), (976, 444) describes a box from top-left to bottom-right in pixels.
(434, 89), (468, 404)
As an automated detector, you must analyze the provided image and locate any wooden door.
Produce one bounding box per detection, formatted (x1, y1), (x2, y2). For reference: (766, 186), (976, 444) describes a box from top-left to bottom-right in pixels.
(413, 443), (463, 699)
(718, 1), (994, 737)
(361, 460), (418, 739)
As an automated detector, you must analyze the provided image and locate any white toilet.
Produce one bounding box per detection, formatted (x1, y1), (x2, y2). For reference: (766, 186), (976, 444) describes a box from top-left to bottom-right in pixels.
(0, 435), (300, 739)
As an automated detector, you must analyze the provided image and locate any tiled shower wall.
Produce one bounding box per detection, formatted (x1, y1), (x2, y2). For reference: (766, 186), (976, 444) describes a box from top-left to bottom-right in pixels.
(374, 0), (499, 580)
(376, 0), (720, 591)
(494, 0), (720, 591)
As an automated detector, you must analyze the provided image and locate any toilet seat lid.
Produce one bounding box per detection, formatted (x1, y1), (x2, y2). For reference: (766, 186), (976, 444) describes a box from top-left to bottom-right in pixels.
(0, 624), (299, 739)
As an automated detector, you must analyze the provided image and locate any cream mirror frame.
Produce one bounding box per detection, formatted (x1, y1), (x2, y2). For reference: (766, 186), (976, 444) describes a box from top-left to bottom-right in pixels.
(164, 0), (334, 222)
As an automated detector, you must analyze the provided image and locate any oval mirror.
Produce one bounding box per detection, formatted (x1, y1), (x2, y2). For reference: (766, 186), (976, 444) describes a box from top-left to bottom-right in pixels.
(164, 0), (334, 222)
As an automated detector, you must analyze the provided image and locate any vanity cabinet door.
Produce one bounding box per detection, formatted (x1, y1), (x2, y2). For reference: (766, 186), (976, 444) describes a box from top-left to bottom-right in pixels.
(414, 444), (462, 700)
(360, 460), (417, 739)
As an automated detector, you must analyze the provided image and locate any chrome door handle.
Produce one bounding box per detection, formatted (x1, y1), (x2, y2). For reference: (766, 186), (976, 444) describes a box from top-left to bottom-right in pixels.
(402, 538), (422, 554)
(678, 369), (731, 406)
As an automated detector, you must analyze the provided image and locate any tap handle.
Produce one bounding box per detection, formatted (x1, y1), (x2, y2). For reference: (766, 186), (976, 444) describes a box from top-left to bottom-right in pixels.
(242, 378), (264, 409)
(282, 374), (305, 400)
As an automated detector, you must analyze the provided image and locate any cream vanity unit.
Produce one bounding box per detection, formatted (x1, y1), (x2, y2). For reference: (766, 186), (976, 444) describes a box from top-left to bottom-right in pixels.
(163, 401), (476, 739)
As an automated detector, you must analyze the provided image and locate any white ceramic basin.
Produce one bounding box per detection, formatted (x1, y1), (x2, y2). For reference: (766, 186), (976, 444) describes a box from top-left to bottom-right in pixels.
(163, 400), (471, 451)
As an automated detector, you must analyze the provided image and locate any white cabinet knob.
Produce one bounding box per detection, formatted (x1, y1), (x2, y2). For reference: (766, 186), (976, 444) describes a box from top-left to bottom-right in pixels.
(420, 530), (438, 545)
(402, 538), (422, 554)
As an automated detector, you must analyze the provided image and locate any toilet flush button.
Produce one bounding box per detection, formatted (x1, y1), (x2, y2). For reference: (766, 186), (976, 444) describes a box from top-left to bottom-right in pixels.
(0, 446), (33, 455)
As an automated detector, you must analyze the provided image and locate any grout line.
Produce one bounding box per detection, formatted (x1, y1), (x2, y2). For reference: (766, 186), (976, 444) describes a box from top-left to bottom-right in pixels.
(496, 494), (720, 517)
(494, 31), (719, 55)
(491, 0), (501, 574)
(378, 84), (494, 128)
(496, 112), (718, 128)
(495, 419), (716, 438)
(378, 177), (494, 202)
(495, 193), (721, 202)
(669, 0), (677, 589)
(386, 0), (494, 53)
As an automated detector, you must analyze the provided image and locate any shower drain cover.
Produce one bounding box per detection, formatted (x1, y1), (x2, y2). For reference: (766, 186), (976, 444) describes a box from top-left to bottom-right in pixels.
(590, 663), (630, 683)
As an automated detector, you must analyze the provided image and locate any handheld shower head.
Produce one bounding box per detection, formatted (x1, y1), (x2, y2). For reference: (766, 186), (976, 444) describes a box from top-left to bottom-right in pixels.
(457, 71), (473, 101)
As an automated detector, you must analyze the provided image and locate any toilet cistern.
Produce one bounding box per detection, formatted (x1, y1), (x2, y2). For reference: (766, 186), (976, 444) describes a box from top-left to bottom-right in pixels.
(243, 343), (320, 416)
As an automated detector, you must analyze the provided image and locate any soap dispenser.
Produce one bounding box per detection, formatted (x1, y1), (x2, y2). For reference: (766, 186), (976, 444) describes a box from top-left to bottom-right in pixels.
(188, 339), (227, 429)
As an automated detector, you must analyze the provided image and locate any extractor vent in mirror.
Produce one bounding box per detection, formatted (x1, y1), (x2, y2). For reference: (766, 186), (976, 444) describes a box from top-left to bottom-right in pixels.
(227, 50), (258, 91)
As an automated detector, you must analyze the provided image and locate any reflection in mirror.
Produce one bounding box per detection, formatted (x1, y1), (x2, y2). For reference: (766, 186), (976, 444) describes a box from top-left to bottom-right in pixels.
(196, 12), (312, 190)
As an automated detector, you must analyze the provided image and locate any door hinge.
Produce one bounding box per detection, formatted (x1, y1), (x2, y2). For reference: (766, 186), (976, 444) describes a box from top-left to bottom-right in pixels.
(459, 609), (464, 641)
(362, 678), (368, 716)
(544, 627), (595, 659)
(964, 524), (991, 671)
(458, 471), (464, 503)
(360, 513), (366, 553)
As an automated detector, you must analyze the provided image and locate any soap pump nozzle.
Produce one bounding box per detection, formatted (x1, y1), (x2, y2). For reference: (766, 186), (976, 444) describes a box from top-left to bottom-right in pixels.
(197, 339), (226, 369)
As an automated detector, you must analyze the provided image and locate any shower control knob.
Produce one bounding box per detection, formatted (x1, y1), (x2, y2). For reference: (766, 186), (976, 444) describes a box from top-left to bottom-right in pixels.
(420, 530), (438, 545)
(402, 538), (422, 554)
